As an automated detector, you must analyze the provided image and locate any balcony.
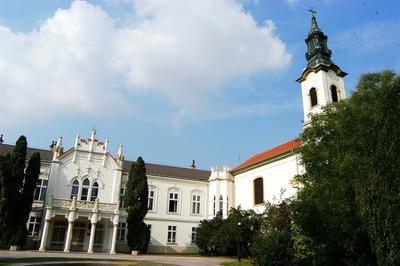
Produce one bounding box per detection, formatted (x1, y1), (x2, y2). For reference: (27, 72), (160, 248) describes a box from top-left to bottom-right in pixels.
(49, 196), (118, 212)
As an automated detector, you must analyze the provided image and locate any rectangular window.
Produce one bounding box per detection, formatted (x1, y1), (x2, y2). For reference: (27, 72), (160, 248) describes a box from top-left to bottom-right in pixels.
(191, 194), (201, 215)
(117, 222), (126, 241)
(148, 190), (155, 211)
(27, 216), (42, 236)
(119, 188), (125, 209)
(219, 196), (224, 214)
(33, 179), (48, 201)
(148, 224), (152, 242)
(167, 225), (176, 243)
(168, 192), (178, 213)
(191, 227), (197, 244)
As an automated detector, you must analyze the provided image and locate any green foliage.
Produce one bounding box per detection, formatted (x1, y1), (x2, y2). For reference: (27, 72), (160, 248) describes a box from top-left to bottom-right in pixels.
(251, 230), (293, 266)
(126, 156), (150, 252)
(15, 152), (41, 246)
(196, 208), (262, 257)
(293, 70), (400, 265)
(250, 197), (294, 266)
(0, 136), (41, 248)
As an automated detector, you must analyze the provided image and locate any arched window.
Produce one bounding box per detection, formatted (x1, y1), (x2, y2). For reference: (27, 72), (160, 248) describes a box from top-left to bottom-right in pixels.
(331, 85), (338, 103)
(71, 180), (79, 199)
(213, 196), (216, 215)
(81, 178), (90, 201)
(219, 195), (223, 214)
(310, 88), (318, 107)
(91, 182), (99, 201)
(254, 177), (264, 205)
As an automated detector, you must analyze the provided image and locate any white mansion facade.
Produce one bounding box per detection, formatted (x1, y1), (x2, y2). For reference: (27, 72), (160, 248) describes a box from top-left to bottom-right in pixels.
(0, 15), (347, 254)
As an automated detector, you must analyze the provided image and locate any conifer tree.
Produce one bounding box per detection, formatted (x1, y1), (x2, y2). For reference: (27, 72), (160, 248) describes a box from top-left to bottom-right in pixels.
(125, 156), (150, 252)
(0, 136), (41, 248)
(14, 152), (41, 246)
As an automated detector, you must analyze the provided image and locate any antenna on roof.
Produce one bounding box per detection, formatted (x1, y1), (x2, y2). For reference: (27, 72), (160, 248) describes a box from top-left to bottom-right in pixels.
(0, 134), (3, 144)
(190, 160), (196, 169)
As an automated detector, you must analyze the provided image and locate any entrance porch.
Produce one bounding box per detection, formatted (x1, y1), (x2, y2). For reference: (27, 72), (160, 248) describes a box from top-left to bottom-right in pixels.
(38, 196), (119, 254)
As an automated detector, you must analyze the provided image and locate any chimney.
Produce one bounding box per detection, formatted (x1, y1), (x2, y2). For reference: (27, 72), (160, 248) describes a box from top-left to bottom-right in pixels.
(0, 134), (3, 144)
(190, 160), (196, 169)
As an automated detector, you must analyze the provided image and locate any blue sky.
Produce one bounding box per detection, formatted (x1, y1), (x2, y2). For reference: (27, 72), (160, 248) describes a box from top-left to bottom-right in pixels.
(0, 0), (399, 170)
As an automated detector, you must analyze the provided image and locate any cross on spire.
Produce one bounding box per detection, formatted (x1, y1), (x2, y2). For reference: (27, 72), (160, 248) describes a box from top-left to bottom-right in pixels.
(308, 7), (317, 18)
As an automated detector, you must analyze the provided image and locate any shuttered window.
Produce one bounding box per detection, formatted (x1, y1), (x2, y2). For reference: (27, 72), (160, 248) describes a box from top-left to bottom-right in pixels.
(254, 178), (264, 205)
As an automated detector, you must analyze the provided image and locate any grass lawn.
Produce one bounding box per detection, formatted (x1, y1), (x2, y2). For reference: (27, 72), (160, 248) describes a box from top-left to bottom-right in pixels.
(0, 256), (174, 266)
(221, 259), (252, 266)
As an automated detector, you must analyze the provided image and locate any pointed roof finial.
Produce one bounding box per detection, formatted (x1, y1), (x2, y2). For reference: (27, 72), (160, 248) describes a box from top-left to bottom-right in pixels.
(308, 7), (321, 33)
(117, 144), (124, 161)
(91, 126), (97, 140)
(308, 7), (317, 18)
(74, 133), (80, 148)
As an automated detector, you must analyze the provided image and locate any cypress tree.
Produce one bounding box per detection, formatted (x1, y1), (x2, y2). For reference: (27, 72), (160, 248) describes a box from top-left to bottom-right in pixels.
(0, 136), (41, 248)
(15, 152), (41, 246)
(125, 156), (150, 253)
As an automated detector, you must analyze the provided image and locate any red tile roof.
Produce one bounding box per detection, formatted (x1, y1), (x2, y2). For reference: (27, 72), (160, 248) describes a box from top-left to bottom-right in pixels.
(232, 138), (301, 172)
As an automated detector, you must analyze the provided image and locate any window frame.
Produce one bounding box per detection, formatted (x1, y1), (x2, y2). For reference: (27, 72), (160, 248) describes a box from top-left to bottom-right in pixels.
(90, 181), (99, 201)
(148, 188), (157, 212)
(167, 190), (180, 214)
(167, 225), (177, 243)
(253, 177), (264, 205)
(27, 216), (42, 237)
(34, 178), (48, 202)
(119, 187), (126, 209)
(331, 85), (339, 103)
(71, 179), (80, 199)
(191, 192), (201, 215)
(309, 87), (318, 107)
(117, 222), (126, 241)
(219, 195), (224, 214)
(191, 227), (197, 245)
(213, 196), (216, 215)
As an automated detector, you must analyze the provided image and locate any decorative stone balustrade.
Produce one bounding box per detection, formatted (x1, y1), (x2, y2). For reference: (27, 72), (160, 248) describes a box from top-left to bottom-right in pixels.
(51, 197), (117, 212)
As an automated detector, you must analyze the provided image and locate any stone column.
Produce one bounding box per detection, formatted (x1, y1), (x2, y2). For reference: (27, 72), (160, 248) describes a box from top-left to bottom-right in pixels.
(39, 219), (50, 251)
(110, 223), (118, 254)
(64, 209), (77, 253)
(64, 220), (74, 252)
(110, 212), (119, 255)
(87, 222), (96, 253)
(39, 207), (54, 252)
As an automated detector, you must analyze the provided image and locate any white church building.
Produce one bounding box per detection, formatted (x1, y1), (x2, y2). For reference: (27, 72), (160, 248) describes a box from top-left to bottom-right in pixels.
(0, 14), (347, 254)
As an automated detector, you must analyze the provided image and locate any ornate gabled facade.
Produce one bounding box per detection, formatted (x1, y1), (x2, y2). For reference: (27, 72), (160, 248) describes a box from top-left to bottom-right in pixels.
(0, 14), (348, 254)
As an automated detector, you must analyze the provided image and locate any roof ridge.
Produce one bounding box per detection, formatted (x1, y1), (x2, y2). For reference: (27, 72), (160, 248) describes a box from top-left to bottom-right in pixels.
(232, 138), (300, 172)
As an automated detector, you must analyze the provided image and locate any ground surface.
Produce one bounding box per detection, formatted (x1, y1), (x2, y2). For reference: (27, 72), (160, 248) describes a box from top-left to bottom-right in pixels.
(0, 250), (236, 266)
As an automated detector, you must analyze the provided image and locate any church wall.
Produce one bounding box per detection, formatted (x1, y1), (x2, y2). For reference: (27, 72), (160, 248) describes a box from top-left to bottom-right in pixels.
(233, 153), (301, 212)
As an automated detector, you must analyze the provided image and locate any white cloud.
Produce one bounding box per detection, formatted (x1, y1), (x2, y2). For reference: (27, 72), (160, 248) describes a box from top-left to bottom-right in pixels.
(0, 0), (291, 127)
(286, 0), (299, 7)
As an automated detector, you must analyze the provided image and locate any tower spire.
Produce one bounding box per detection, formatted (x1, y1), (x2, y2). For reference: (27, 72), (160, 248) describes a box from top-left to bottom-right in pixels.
(297, 10), (347, 83)
(297, 10), (347, 128)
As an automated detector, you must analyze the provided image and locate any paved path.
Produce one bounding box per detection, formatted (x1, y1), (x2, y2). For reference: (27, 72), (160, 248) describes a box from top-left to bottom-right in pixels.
(0, 250), (236, 266)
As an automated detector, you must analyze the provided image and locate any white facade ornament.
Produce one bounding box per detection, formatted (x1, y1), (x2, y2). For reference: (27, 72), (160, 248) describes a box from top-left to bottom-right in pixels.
(52, 137), (63, 161)
(117, 144), (124, 163)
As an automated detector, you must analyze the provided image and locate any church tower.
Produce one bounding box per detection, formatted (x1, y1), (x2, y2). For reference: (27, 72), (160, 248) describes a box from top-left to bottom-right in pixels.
(297, 11), (347, 127)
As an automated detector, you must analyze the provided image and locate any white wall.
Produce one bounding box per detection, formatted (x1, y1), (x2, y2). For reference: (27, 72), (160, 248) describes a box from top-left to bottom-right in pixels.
(234, 154), (301, 213)
(301, 69), (346, 124)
